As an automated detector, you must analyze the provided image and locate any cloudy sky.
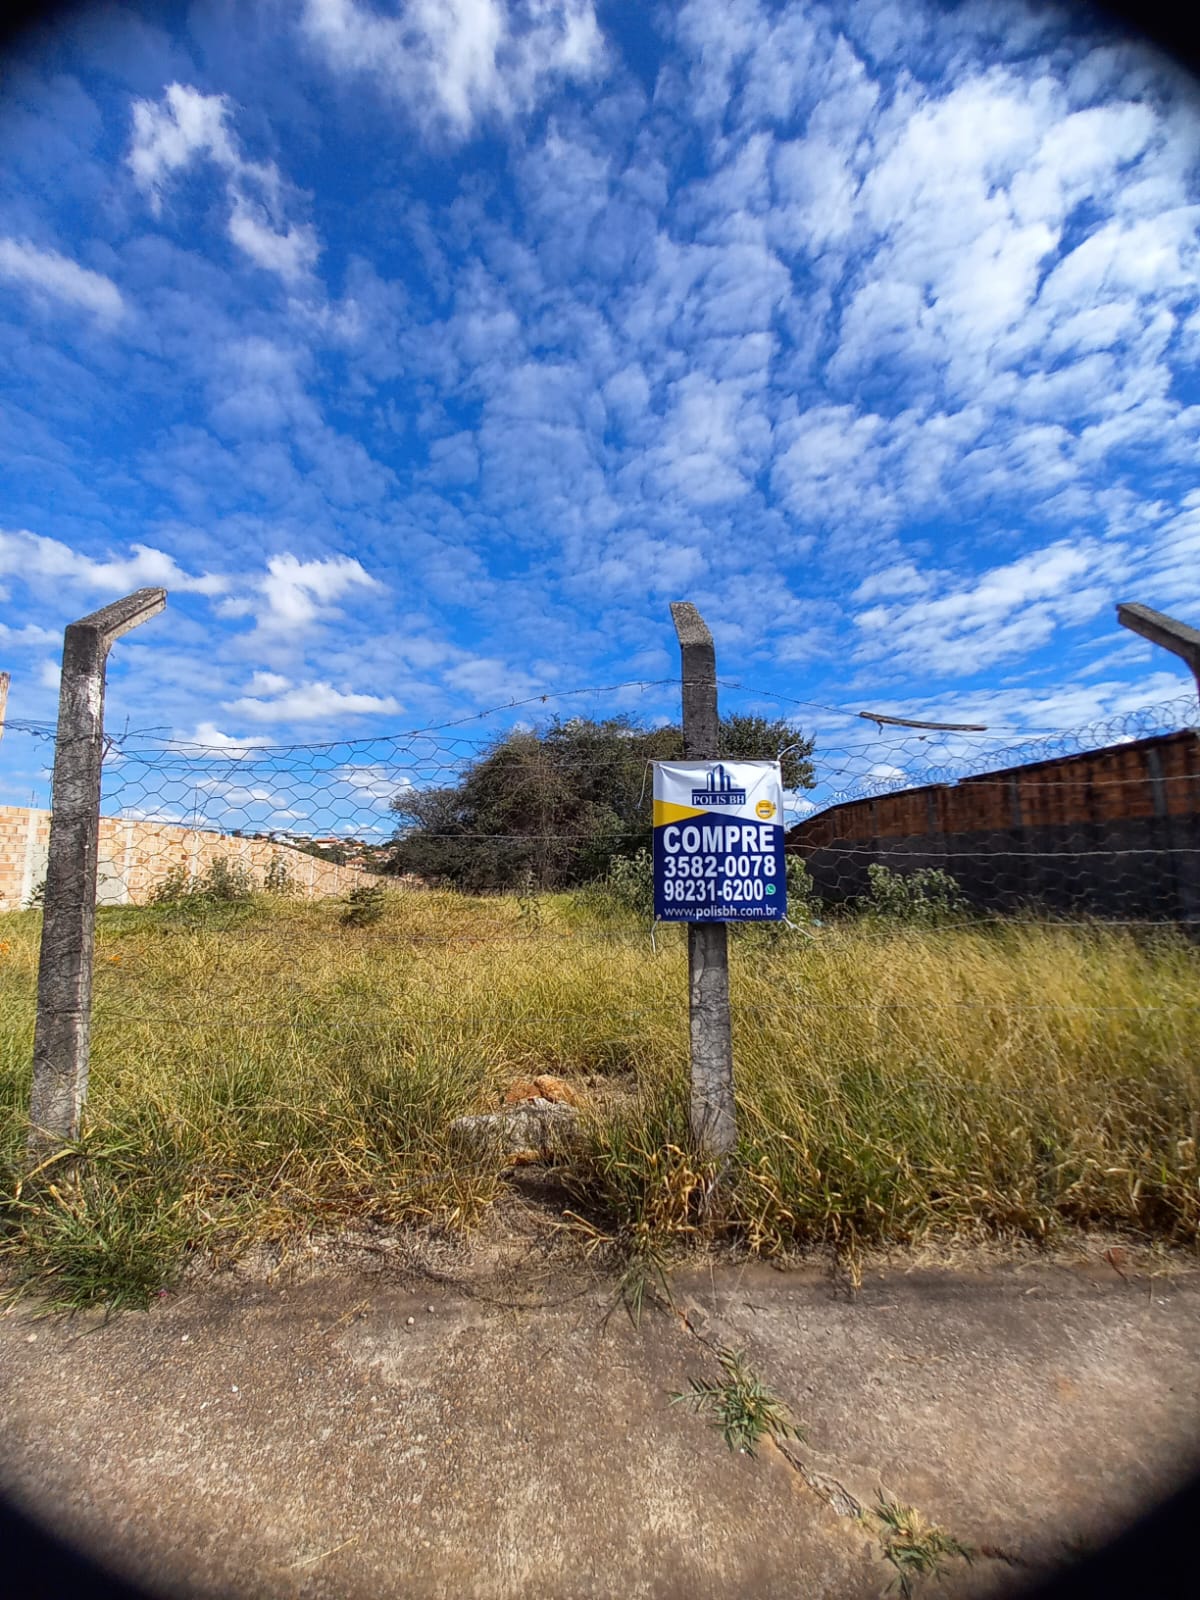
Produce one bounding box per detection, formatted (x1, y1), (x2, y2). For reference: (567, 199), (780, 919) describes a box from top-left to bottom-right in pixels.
(2, 0), (1199, 799)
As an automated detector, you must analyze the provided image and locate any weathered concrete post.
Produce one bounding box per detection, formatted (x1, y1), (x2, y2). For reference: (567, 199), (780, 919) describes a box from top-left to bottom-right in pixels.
(1116, 603), (1200, 699)
(670, 602), (736, 1160)
(29, 589), (167, 1154)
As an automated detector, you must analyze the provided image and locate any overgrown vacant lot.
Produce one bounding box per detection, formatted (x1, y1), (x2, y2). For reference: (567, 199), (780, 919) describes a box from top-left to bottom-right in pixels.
(1, 888), (1198, 1306)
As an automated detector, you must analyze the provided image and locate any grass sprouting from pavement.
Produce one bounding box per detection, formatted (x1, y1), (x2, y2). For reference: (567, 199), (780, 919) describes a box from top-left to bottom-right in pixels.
(874, 1493), (975, 1596)
(1, 889), (1198, 1306)
(671, 1347), (805, 1454)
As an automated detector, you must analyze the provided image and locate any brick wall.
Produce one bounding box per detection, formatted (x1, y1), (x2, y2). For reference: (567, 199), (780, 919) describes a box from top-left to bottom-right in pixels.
(0, 806), (51, 912)
(786, 729), (1200, 922)
(790, 730), (1200, 849)
(0, 807), (386, 911)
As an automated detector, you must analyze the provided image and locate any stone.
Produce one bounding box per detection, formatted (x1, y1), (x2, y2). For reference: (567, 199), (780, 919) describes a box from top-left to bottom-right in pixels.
(450, 1098), (580, 1160)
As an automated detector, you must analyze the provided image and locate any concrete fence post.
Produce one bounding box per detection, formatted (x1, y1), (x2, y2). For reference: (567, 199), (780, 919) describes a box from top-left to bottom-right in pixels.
(670, 602), (737, 1160)
(28, 589), (167, 1156)
(1116, 603), (1200, 699)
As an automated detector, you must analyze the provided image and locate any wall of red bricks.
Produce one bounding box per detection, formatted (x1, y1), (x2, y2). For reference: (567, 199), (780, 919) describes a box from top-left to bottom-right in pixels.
(788, 729), (1200, 851)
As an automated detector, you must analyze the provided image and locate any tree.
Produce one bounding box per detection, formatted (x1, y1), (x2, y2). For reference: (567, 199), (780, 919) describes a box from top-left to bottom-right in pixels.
(386, 713), (815, 891)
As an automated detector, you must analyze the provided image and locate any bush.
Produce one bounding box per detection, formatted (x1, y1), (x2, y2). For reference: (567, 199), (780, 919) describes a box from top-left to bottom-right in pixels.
(861, 863), (969, 926)
(149, 857), (256, 909)
(201, 858), (255, 902)
(389, 713), (816, 893)
(340, 882), (387, 927)
(785, 855), (816, 918)
(605, 848), (654, 919)
(149, 866), (189, 906)
(263, 854), (296, 896)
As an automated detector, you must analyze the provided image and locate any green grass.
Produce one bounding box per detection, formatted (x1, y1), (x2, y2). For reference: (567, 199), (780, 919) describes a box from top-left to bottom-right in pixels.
(1, 891), (1198, 1307)
(873, 1493), (975, 1596)
(671, 1347), (805, 1454)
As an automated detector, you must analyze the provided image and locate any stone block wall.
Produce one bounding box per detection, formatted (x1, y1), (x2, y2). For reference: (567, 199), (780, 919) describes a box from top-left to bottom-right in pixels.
(0, 807), (384, 911)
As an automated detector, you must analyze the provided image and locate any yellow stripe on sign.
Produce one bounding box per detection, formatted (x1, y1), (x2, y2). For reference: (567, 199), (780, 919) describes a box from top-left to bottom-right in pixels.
(653, 800), (708, 827)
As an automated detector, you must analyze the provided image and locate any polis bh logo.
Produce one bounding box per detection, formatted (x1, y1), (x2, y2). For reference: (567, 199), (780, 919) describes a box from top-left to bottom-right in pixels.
(691, 764), (747, 807)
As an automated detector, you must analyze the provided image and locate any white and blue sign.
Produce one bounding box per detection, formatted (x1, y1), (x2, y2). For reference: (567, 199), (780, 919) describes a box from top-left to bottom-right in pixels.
(653, 760), (787, 922)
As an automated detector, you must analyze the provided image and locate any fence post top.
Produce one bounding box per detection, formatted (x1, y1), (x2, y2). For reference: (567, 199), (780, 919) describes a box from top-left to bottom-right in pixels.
(1116, 602), (1200, 654)
(670, 601), (713, 651)
(67, 588), (168, 647)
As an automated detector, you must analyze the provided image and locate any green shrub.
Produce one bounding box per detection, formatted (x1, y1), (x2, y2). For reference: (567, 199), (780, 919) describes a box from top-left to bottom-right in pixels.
(605, 848), (654, 920)
(148, 866), (193, 906)
(263, 854), (297, 896)
(148, 857), (257, 911)
(785, 855), (816, 917)
(340, 882), (387, 927)
(201, 858), (255, 903)
(860, 863), (969, 926)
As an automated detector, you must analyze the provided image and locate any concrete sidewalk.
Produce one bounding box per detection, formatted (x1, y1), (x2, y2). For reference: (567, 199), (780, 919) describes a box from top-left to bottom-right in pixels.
(1, 1239), (1197, 1600)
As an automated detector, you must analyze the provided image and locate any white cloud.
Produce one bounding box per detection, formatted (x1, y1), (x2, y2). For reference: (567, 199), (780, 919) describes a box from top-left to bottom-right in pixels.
(8, 0), (1200, 748)
(215, 554), (382, 633)
(128, 83), (242, 204)
(852, 561), (931, 604)
(195, 776), (292, 811)
(0, 529), (227, 598)
(246, 671), (292, 695)
(224, 678), (402, 723)
(338, 763), (409, 803)
(426, 430), (480, 485)
(0, 621), (59, 647)
(436, 653), (544, 702)
(0, 531), (381, 658)
(772, 405), (896, 526)
(227, 199), (320, 285)
(128, 83), (319, 284)
(207, 337), (321, 436)
(1140, 491), (1200, 610)
(119, 805), (192, 825)
(257, 554), (380, 631)
(180, 722), (271, 754)
(0, 237), (124, 322)
(853, 538), (1134, 678)
(301, 0), (604, 135)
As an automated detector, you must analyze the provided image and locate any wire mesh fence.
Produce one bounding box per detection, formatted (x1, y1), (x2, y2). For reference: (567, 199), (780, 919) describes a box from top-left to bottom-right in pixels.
(3, 675), (1199, 1279)
(4, 680), (1199, 922)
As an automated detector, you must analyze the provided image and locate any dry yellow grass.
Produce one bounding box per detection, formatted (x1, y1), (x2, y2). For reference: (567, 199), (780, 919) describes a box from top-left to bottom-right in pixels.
(1, 888), (1197, 1305)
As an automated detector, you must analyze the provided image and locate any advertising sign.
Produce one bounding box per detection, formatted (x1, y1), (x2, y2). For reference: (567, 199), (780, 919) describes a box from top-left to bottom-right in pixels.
(652, 760), (787, 922)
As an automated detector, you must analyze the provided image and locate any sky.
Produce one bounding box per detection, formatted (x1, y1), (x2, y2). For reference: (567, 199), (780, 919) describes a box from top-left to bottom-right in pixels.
(2, 0), (1200, 832)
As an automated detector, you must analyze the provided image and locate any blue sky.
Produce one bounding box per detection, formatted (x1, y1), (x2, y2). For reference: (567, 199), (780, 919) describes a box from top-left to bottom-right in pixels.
(2, 0), (1200, 829)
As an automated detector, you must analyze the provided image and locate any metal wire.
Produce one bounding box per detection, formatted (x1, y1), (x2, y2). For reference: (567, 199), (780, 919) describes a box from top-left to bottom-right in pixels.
(2, 685), (1197, 942)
